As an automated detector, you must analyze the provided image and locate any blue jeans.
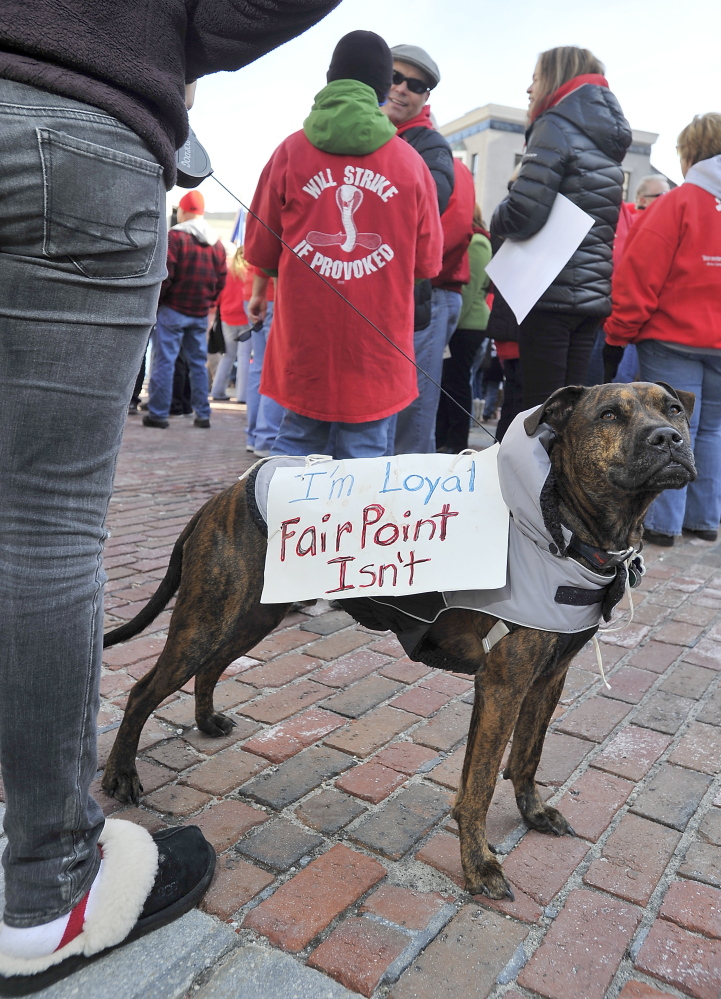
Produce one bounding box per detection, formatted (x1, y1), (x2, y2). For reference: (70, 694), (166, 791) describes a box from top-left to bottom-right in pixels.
(637, 340), (721, 535)
(271, 411), (392, 459)
(148, 305), (211, 420)
(391, 288), (463, 454)
(0, 80), (166, 925)
(244, 301), (284, 451)
(587, 329), (640, 385)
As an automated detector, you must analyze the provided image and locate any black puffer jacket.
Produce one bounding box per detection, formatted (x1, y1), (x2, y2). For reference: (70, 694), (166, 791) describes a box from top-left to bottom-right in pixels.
(491, 84), (631, 317)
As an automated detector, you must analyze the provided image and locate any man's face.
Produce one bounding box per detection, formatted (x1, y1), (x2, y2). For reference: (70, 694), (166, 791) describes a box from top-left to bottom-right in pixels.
(383, 60), (431, 126)
(636, 178), (670, 209)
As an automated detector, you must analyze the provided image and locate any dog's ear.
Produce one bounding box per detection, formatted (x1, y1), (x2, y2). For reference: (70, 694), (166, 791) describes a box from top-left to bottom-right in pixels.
(656, 381), (695, 420)
(524, 385), (587, 436)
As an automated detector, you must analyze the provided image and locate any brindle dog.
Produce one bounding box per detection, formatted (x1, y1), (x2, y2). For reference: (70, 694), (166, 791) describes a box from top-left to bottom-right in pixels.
(103, 382), (696, 899)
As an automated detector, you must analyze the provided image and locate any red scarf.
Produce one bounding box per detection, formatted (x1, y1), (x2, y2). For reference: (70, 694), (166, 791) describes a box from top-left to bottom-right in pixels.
(395, 104), (434, 136)
(531, 73), (609, 122)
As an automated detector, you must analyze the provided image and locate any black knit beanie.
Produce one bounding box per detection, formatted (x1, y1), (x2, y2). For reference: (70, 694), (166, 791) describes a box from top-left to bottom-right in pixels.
(326, 30), (393, 103)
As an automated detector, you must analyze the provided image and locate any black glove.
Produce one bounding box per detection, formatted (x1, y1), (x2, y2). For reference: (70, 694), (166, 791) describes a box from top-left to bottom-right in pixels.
(603, 344), (625, 383)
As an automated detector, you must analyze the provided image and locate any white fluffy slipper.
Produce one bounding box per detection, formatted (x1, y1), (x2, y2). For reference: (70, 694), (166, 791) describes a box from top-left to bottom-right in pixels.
(0, 819), (158, 979)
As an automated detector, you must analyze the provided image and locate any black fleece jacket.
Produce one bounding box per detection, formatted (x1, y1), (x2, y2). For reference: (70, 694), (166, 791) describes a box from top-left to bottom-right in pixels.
(0, 0), (339, 186)
(491, 84), (632, 316)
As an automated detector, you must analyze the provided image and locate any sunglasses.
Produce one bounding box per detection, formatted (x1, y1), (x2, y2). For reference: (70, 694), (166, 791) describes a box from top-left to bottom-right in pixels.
(392, 70), (430, 95)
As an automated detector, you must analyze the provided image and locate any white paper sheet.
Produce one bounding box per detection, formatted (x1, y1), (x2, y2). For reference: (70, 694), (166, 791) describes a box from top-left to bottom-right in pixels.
(485, 194), (594, 324)
(261, 448), (509, 603)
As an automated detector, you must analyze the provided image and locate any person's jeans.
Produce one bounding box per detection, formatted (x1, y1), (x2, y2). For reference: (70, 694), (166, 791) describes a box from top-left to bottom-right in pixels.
(518, 309), (599, 408)
(148, 306), (211, 420)
(636, 340), (721, 535)
(271, 411), (392, 459)
(245, 301), (284, 451)
(0, 80), (166, 925)
(391, 288), (463, 454)
(211, 322), (251, 402)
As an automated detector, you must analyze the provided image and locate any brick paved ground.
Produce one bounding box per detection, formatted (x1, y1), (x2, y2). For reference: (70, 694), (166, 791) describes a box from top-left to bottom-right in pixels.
(8, 401), (721, 998)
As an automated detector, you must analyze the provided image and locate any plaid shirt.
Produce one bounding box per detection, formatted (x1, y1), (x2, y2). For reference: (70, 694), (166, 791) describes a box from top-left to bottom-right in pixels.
(159, 230), (227, 317)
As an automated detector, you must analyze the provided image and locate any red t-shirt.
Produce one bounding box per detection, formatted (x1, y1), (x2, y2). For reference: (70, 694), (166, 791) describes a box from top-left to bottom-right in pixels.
(218, 268), (247, 325)
(245, 131), (443, 422)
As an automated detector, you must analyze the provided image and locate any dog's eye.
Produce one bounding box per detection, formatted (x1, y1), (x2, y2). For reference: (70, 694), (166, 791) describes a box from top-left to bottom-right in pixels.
(600, 410), (617, 421)
(668, 404), (683, 416)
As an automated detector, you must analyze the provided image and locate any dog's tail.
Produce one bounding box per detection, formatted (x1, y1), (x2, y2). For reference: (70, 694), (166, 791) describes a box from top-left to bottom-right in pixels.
(102, 504), (207, 648)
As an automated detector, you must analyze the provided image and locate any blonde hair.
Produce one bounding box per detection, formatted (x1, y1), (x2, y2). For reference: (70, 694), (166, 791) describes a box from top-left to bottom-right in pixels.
(677, 114), (721, 167)
(472, 203), (485, 229)
(228, 245), (247, 278)
(533, 46), (605, 117)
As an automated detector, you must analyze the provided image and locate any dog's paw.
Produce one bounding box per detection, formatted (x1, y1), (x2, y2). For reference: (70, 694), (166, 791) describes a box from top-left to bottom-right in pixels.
(524, 804), (575, 838)
(101, 770), (143, 805)
(465, 860), (515, 901)
(197, 711), (237, 737)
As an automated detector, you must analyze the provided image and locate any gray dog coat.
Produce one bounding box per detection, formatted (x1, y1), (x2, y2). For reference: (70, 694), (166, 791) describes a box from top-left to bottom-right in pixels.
(247, 411), (634, 672)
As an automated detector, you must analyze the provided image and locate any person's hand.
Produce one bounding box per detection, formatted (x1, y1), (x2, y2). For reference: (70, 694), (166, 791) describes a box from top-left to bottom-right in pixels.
(603, 344), (625, 383)
(247, 294), (267, 324)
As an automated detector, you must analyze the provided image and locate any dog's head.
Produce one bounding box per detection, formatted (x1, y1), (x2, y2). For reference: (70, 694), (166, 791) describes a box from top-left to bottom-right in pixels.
(524, 382), (697, 496)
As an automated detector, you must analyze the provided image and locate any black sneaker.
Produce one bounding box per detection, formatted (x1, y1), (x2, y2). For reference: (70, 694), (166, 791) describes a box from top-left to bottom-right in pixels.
(643, 527), (674, 547)
(193, 418), (211, 428)
(684, 528), (718, 542)
(142, 415), (169, 429)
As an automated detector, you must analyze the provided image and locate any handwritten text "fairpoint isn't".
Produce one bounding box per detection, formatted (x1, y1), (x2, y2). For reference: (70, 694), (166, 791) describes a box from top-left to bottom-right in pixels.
(275, 461), (478, 594)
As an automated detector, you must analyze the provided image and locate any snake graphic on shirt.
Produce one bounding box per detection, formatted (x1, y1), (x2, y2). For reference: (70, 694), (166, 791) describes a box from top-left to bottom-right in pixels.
(306, 185), (382, 253)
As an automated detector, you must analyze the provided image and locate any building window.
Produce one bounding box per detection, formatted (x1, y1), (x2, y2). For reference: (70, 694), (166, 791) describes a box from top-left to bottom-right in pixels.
(471, 153), (478, 176)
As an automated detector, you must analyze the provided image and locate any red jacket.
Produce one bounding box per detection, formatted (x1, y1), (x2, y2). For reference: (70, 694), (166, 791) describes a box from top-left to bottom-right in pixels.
(432, 159), (475, 292)
(245, 130), (443, 422)
(606, 181), (721, 350)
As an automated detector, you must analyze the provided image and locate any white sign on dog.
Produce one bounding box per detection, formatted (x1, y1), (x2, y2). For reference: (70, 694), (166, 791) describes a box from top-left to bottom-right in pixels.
(261, 448), (509, 603)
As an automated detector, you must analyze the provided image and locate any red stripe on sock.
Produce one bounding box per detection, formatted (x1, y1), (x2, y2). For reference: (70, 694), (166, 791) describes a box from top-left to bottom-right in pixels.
(55, 891), (89, 951)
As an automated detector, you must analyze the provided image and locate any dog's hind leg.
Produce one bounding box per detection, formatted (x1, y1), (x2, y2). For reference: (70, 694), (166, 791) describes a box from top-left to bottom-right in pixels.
(102, 645), (201, 804)
(193, 601), (290, 736)
(504, 654), (577, 838)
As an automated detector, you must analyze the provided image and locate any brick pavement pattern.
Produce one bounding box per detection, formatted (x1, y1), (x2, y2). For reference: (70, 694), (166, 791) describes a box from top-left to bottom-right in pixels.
(13, 405), (721, 998)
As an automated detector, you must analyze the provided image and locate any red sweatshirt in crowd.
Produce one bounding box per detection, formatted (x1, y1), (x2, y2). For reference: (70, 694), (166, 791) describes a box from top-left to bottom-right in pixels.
(606, 177), (721, 350)
(432, 159), (475, 292)
(218, 269), (248, 325)
(245, 130), (442, 423)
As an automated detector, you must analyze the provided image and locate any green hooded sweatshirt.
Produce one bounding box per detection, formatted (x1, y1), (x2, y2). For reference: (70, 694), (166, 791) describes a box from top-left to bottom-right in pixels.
(303, 79), (396, 156)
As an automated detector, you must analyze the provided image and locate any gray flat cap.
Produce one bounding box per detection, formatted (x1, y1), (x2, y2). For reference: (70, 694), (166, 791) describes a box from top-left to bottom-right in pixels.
(390, 44), (440, 89)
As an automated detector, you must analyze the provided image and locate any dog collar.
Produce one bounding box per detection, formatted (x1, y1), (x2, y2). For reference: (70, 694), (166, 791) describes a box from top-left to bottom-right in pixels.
(566, 535), (636, 573)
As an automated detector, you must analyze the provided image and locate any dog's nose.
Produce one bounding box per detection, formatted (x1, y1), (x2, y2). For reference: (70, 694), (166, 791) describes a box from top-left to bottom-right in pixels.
(647, 426), (684, 449)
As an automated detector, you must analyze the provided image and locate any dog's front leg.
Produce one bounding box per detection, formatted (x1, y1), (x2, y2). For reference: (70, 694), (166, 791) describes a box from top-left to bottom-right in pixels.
(452, 653), (535, 898)
(505, 659), (575, 837)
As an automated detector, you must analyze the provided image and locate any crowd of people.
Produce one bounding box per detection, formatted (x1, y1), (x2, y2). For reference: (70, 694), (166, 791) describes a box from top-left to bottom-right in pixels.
(1, 2), (720, 992)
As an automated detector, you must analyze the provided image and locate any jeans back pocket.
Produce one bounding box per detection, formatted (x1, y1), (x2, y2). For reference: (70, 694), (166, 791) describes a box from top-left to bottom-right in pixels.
(38, 127), (162, 279)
